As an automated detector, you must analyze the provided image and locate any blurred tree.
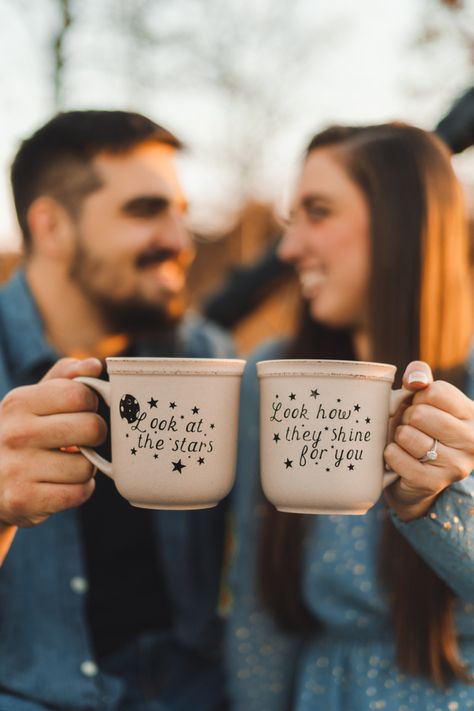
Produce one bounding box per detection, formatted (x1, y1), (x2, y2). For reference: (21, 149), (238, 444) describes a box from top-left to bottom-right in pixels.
(170, 0), (331, 182)
(3, 0), (342, 225)
(402, 0), (474, 123)
(414, 0), (474, 65)
(4, 0), (75, 111)
(111, 0), (339, 204)
(52, 0), (73, 108)
(113, 0), (194, 105)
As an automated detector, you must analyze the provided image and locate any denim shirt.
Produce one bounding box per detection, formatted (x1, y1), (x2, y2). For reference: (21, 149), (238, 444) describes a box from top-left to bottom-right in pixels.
(0, 271), (235, 711)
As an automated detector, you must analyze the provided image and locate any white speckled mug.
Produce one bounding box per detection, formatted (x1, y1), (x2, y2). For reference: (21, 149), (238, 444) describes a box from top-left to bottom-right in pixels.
(76, 357), (246, 510)
(257, 359), (412, 515)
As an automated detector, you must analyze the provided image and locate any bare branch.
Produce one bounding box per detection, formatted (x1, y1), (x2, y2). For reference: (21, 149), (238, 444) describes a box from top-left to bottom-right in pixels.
(52, 0), (73, 109)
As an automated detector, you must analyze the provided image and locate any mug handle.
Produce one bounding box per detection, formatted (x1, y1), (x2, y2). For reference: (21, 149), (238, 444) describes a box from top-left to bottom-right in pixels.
(382, 387), (413, 489)
(74, 376), (113, 478)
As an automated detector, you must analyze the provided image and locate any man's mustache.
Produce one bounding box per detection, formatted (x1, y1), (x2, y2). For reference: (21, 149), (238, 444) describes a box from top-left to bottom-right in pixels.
(136, 248), (180, 269)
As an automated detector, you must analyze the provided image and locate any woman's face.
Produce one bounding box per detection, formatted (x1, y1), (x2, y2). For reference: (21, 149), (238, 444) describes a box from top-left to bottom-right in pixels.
(279, 147), (371, 330)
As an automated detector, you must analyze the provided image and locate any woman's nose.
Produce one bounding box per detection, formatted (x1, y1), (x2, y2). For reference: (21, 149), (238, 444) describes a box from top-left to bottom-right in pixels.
(278, 223), (305, 263)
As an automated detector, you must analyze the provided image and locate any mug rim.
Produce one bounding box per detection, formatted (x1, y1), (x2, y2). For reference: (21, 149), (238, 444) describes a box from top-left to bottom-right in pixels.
(256, 358), (396, 382)
(106, 357), (246, 376)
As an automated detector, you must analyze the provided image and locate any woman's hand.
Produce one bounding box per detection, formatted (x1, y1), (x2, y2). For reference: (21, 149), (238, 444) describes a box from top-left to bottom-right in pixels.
(384, 360), (474, 521)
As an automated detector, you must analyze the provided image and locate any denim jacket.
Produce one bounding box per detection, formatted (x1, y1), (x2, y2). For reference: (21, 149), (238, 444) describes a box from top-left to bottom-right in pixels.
(0, 271), (234, 711)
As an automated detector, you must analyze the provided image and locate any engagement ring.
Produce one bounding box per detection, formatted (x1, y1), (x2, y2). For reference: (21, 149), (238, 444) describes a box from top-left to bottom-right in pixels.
(419, 438), (439, 463)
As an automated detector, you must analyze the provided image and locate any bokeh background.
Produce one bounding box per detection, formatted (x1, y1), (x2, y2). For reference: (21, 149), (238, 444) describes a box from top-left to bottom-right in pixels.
(1, 0), (473, 351)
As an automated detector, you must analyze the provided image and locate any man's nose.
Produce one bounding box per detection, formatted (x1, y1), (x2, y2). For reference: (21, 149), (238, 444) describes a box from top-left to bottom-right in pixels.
(159, 209), (192, 254)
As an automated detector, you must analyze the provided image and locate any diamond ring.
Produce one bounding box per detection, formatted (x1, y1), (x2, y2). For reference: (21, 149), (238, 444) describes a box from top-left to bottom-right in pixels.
(419, 438), (439, 463)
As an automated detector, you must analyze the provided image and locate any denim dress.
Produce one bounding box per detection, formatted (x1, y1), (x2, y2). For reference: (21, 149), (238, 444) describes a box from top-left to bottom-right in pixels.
(228, 341), (474, 711)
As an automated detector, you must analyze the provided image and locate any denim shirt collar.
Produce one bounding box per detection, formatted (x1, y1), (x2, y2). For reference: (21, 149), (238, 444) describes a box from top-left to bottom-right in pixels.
(0, 269), (59, 383)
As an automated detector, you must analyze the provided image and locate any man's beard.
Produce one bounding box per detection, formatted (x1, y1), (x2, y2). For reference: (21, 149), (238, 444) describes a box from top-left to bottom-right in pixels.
(69, 237), (185, 338)
(93, 295), (182, 336)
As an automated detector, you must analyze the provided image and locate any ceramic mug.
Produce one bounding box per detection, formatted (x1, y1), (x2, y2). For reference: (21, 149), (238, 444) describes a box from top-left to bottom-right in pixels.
(257, 359), (412, 515)
(76, 357), (246, 509)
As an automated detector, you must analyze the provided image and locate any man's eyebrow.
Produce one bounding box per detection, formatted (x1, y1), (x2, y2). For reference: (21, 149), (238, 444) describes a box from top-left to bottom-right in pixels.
(121, 196), (170, 215)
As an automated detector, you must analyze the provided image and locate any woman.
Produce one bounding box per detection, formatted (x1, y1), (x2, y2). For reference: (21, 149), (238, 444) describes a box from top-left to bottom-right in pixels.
(228, 124), (474, 710)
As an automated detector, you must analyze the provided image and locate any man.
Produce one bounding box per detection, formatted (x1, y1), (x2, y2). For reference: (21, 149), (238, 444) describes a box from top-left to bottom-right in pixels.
(0, 111), (233, 711)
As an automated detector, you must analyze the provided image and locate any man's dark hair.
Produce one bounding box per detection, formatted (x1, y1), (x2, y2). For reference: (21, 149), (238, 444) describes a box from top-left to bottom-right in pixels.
(10, 110), (182, 251)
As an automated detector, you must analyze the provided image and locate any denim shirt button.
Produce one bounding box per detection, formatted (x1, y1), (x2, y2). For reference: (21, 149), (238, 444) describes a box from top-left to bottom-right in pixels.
(70, 576), (89, 594)
(80, 660), (98, 677)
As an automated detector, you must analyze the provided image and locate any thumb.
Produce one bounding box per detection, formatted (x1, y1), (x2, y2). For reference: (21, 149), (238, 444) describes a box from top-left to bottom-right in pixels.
(402, 360), (433, 393)
(40, 357), (103, 382)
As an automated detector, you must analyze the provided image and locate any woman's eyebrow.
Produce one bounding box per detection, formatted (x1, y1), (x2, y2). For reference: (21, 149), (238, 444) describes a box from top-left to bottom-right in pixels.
(301, 193), (331, 208)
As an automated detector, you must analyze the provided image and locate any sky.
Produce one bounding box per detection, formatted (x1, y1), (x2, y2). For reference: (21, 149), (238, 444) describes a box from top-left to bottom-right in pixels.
(0, 0), (473, 250)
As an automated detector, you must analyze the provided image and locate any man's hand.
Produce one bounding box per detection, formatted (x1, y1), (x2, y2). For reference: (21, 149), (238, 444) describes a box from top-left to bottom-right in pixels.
(384, 360), (474, 521)
(0, 358), (106, 528)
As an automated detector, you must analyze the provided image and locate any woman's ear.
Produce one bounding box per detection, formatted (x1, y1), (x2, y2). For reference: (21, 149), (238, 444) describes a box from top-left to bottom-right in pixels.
(26, 196), (75, 260)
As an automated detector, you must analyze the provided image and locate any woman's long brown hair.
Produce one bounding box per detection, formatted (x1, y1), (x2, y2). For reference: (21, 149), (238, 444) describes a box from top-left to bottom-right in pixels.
(258, 124), (473, 684)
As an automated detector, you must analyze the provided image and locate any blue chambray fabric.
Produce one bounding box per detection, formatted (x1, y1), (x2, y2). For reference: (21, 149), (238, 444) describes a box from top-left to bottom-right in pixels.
(0, 270), (234, 711)
(228, 340), (474, 711)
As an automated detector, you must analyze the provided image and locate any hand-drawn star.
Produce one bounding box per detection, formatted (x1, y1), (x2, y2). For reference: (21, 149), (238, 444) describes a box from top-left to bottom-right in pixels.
(365, 417), (371, 424)
(169, 402), (177, 409)
(210, 423), (215, 429)
(131, 448), (137, 455)
(284, 458), (293, 469)
(154, 454), (159, 459)
(348, 463), (355, 471)
(192, 406), (200, 414)
(354, 404), (361, 412)
(147, 397), (158, 408)
(198, 457), (205, 465)
(310, 389), (320, 398)
(172, 459), (186, 473)
(273, 433), (281, 443)
(289, 393), (296, 400)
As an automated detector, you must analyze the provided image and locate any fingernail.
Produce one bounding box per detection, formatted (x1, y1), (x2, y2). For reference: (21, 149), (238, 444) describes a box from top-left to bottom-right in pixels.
(65, 358), (100, 375)
(64, 361), (81, 374)
(83, 357), (102, 366)
(407, 371), (429, 385)
(77, 358), (102, 370)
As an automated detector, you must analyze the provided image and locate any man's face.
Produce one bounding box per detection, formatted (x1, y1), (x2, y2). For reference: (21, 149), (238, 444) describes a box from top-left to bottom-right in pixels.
(68, 142), (192, 331)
